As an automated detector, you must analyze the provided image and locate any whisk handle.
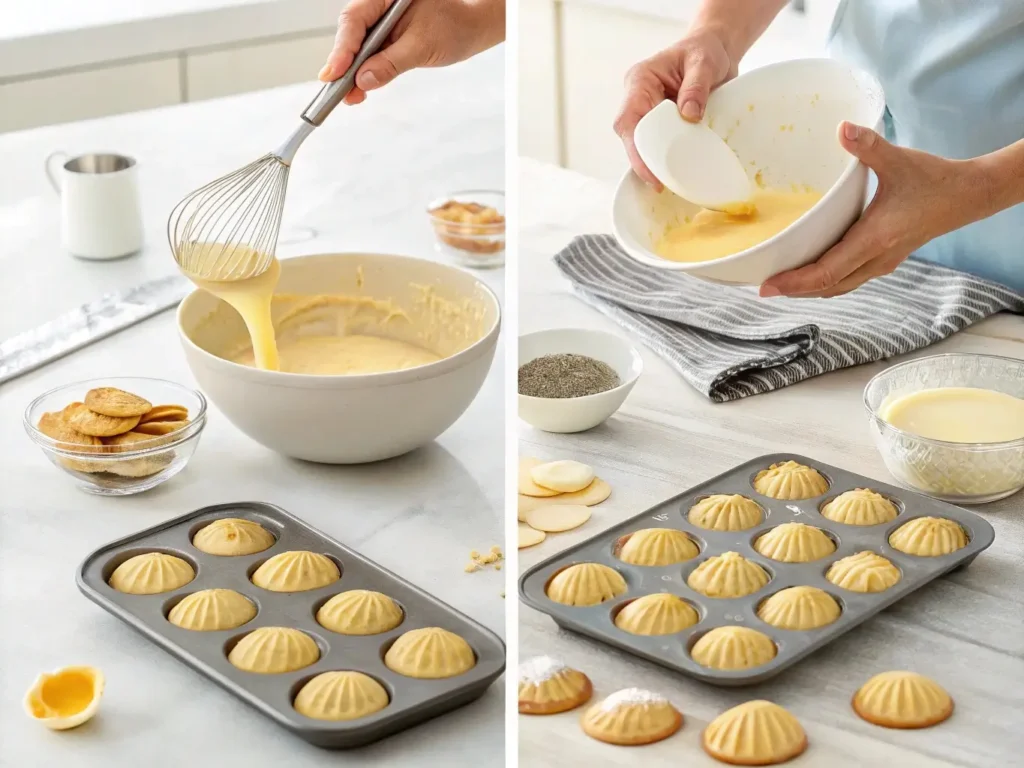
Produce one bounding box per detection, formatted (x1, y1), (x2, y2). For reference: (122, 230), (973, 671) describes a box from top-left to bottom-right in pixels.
(301, 0), (415, 126)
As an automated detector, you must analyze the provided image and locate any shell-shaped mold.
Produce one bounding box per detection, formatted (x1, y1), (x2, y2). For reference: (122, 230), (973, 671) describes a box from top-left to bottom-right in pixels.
(384, 627), (476, 679)
(192, 518), (275, 556)
(293, 671), (390, 721)
(167, 589), (256, 631)
(691, 626), (776, 670)
(821, 488), (898, 526)
(753, 461), (829, 500)
(826, 551), (902, 593)
(316, 590), (403, 635)
(518, 656), (593, 715)
(757, 586), (841, 630)
(546, 563), (627, 607)
(754, 523), (835, 563)
(617, 528), (699, 566)
(250, 550), (340, 592)
(687, 551), (770, 598)
(614, 593), (699, 636)
(108, 553), (195, 595)
(688, 494), (763, 532)
(852, 671), (954, 729)
(888, 517), (967, 557)
(581, 689), (682, 746)
(228, 627), (319, 674)
(703, 700), (807, 765)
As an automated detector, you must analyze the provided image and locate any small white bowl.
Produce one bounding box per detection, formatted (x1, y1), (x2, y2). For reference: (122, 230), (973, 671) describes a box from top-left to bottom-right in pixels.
(612, 57), (885, 285)
(518, 329), (643, 433)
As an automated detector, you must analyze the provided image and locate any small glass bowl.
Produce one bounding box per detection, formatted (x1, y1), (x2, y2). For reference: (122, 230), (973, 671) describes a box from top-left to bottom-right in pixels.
(23, 377), (207, 496)
(427, 189), (505, 269)
(863, 353), (1024, 504)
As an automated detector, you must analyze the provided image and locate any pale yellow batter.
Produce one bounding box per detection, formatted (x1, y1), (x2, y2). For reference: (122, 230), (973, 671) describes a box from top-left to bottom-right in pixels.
(655, 188), (821, 263)
(880, 387), (1024, 443)
(232, 334), (440, 374)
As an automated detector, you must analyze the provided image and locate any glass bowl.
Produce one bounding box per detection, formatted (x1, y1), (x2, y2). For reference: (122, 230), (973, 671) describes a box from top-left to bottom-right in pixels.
(863, 353), (1024, 504)
(23, 377), (207, 496)
(427, 189), (505, 269)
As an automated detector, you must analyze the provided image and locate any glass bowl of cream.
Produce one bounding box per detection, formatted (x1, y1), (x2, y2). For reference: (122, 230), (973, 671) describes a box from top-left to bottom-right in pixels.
(864, 353), (1024, 504)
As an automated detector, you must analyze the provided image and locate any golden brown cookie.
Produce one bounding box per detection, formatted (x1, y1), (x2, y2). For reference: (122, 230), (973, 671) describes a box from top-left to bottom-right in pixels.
(67, 407), (140, 437)
(37, 412), (101, 449)
(84, 387), (152, 418)
(852, 671), (954, 729)
(580, 689), (683, 746)
(102, 431), (157, 451)
(518, 657), (593, 715)
(139, 404), (189, 424)
(134, 420), (189, 437)
(702, 700), (807, 765)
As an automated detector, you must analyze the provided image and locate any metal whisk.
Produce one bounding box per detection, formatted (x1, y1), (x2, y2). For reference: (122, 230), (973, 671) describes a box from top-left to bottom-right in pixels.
(168, 0), (414, 281)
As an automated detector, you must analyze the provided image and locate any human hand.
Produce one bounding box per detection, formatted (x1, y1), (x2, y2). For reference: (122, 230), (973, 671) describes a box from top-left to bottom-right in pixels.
(760, 122), (988, 299)
(319, 0), (504, 105)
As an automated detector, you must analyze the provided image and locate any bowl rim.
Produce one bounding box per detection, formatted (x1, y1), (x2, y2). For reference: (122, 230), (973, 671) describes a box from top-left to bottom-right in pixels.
(177, 251), (502, 389)
(862, 353), (1024, 450)
(611, 57), (885, 273)
(427, 189), (506, 233)
(517, 327), (644, 403)
(23, 376), (208, 458)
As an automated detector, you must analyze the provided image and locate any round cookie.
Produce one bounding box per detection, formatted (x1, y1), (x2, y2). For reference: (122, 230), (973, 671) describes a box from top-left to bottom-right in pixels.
(888, 517), (967, 557)
(852, 671), (954, 729)
(134, 420), (189, 437)
(68, 406), (140, 438)
(703, 700), (807, 765)
(316, 590), (403, 635)
(754, 523), (835, 563)
(293, 671), (389, 721)
(108, 552), (195, 595)
(168, 589), (256, 631)
(138, 404), (189, 424)
(84, 387), (152, 418)
(519, 456), (559, 497)
(821, 488), (898, 526)
(826, 551), (901, 593)
(192, 518), (275, 556)
(518, 523), (547, 549)
(530, 460), (594, 493)
(37, 412), (101, 449)
(546, 563), (626, 607)
(753, 461), (829, 500)
(518, 656), (592, 715)
(228, 627), (319, 674)
(691, 626), (776, 671)
(687, 552), (770, 598)
(524, 505), (591, 533)
(615, 593), (699, 636)
(518, 478), (612, 520)
(617, 528), (699, 566)
(757, 586), (840, 630)
(384, 627), (476, 679)
(580, 688), (682, 746)
(688, 494), (762, 532)
(251, 551), (340, 592)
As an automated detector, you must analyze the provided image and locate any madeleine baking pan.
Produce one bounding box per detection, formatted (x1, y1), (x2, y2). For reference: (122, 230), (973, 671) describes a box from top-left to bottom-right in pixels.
(77, 502), (505, 748)
(519, 453), (994, 686)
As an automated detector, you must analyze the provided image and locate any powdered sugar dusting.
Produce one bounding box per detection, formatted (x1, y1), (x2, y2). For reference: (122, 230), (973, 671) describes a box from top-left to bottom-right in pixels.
(519, 655), (568, 685)
(600, 688), (668, 711)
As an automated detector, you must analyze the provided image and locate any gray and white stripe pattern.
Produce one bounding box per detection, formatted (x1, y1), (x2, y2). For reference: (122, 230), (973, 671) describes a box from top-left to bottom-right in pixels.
(554, 234), (1024, 402)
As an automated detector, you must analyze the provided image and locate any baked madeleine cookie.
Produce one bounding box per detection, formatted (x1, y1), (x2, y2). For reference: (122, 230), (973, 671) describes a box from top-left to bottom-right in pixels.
(826, 551), (901, 593)
(617, 528), (699, 566)
(192, 518), (275, 556)
(756, 586), (840, 631)
(84, 388), (152, 418)
(852, 671), (953, 729)
(581, 689), (682, 746)
(108, 553), (195, 595)
(821, 488), (898, 526)
(67, 407), (140, 438)
(294, 671), (389, 721)
(753, 461), (829, 500)
(888, 517), (967, 557)
(316, 590), (403, 635)
(251, 551), (340, 592)
(168, 589), (256, 631)
(228, 627), (319, 674)
(691, 626), (776, 671)
(615, 594), (699, 636)
(518, 656), (592, 715)
(530, 460), (594, 493)
(703, 700), (807, 765)
(687, 552), (770, 599)
(37, 412), (101, 449)
(138, 405), (189, 424)
(546, 563), (627, 607)
(754, 523), (835, 563)
(384, 627), (476, 679)
(519, 457), (559, 497)
(688, 495), (762, 532)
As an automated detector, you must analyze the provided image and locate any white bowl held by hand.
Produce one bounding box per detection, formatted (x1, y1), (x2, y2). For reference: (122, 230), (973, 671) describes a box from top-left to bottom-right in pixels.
(518, 329), (643, 433)
(613, 58), (885, 285)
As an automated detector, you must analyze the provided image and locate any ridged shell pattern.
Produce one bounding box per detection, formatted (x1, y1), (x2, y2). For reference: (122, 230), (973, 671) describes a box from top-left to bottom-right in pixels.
(820, 489), (899, 526)
(754, 523), (836, 563)
(703, 700), (806, 764)
(853, 671), (953, 728)
(753, 461), (829, 500)
(384, 627), (476, 679)
(293, 671), (390, 721)
(518, 657), (590, 712)
(888, 517), (967, 557)
(617, 528), (699, 566)
(228, 627), (320, 674)
(826, 551), (902, 593)
(316, 590), (403, 635)
(687, 551), (770, 598)
(582, 689), (678, 742)
(192, 518), (275, 556)
(757, 586), (841, 630)
(167, 588), (256, 631)
(690, 626), (777, 670)
(614, 593), (699, 635)
(688, 494), (762, 532)
(108, 552), (195, 595)
(250, 551), (340, 592)
(546, 563), (627, 607)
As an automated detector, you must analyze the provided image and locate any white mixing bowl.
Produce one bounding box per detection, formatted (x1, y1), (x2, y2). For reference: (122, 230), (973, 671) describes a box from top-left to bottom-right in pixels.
(178, 252), (500, 463)
(612, 58), (885, 285)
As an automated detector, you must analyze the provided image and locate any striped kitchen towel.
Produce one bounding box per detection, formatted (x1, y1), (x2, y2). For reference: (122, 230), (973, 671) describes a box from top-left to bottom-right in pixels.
(553, 234), (1024, 402)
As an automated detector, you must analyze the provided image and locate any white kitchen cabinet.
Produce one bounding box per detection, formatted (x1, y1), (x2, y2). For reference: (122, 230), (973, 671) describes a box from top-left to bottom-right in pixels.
(518, 0), (561, 164)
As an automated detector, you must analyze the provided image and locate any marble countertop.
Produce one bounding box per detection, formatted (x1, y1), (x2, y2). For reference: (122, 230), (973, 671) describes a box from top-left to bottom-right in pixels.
(0, 48), (505, 767)
(517, 157), (1024, 767)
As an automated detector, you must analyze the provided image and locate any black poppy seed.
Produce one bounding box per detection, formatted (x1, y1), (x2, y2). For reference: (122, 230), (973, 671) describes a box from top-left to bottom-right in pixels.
(518, 353), (621, 399)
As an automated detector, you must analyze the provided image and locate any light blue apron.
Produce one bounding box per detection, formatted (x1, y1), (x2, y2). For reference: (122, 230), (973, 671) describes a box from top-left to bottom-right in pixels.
(828, 0), (1024, 291)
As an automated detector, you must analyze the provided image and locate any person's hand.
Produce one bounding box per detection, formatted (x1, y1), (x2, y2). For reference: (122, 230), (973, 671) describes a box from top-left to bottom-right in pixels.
(760, 122), (989, 299)
(319, 0), (504, 105)
(613, 29), (737, 189)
